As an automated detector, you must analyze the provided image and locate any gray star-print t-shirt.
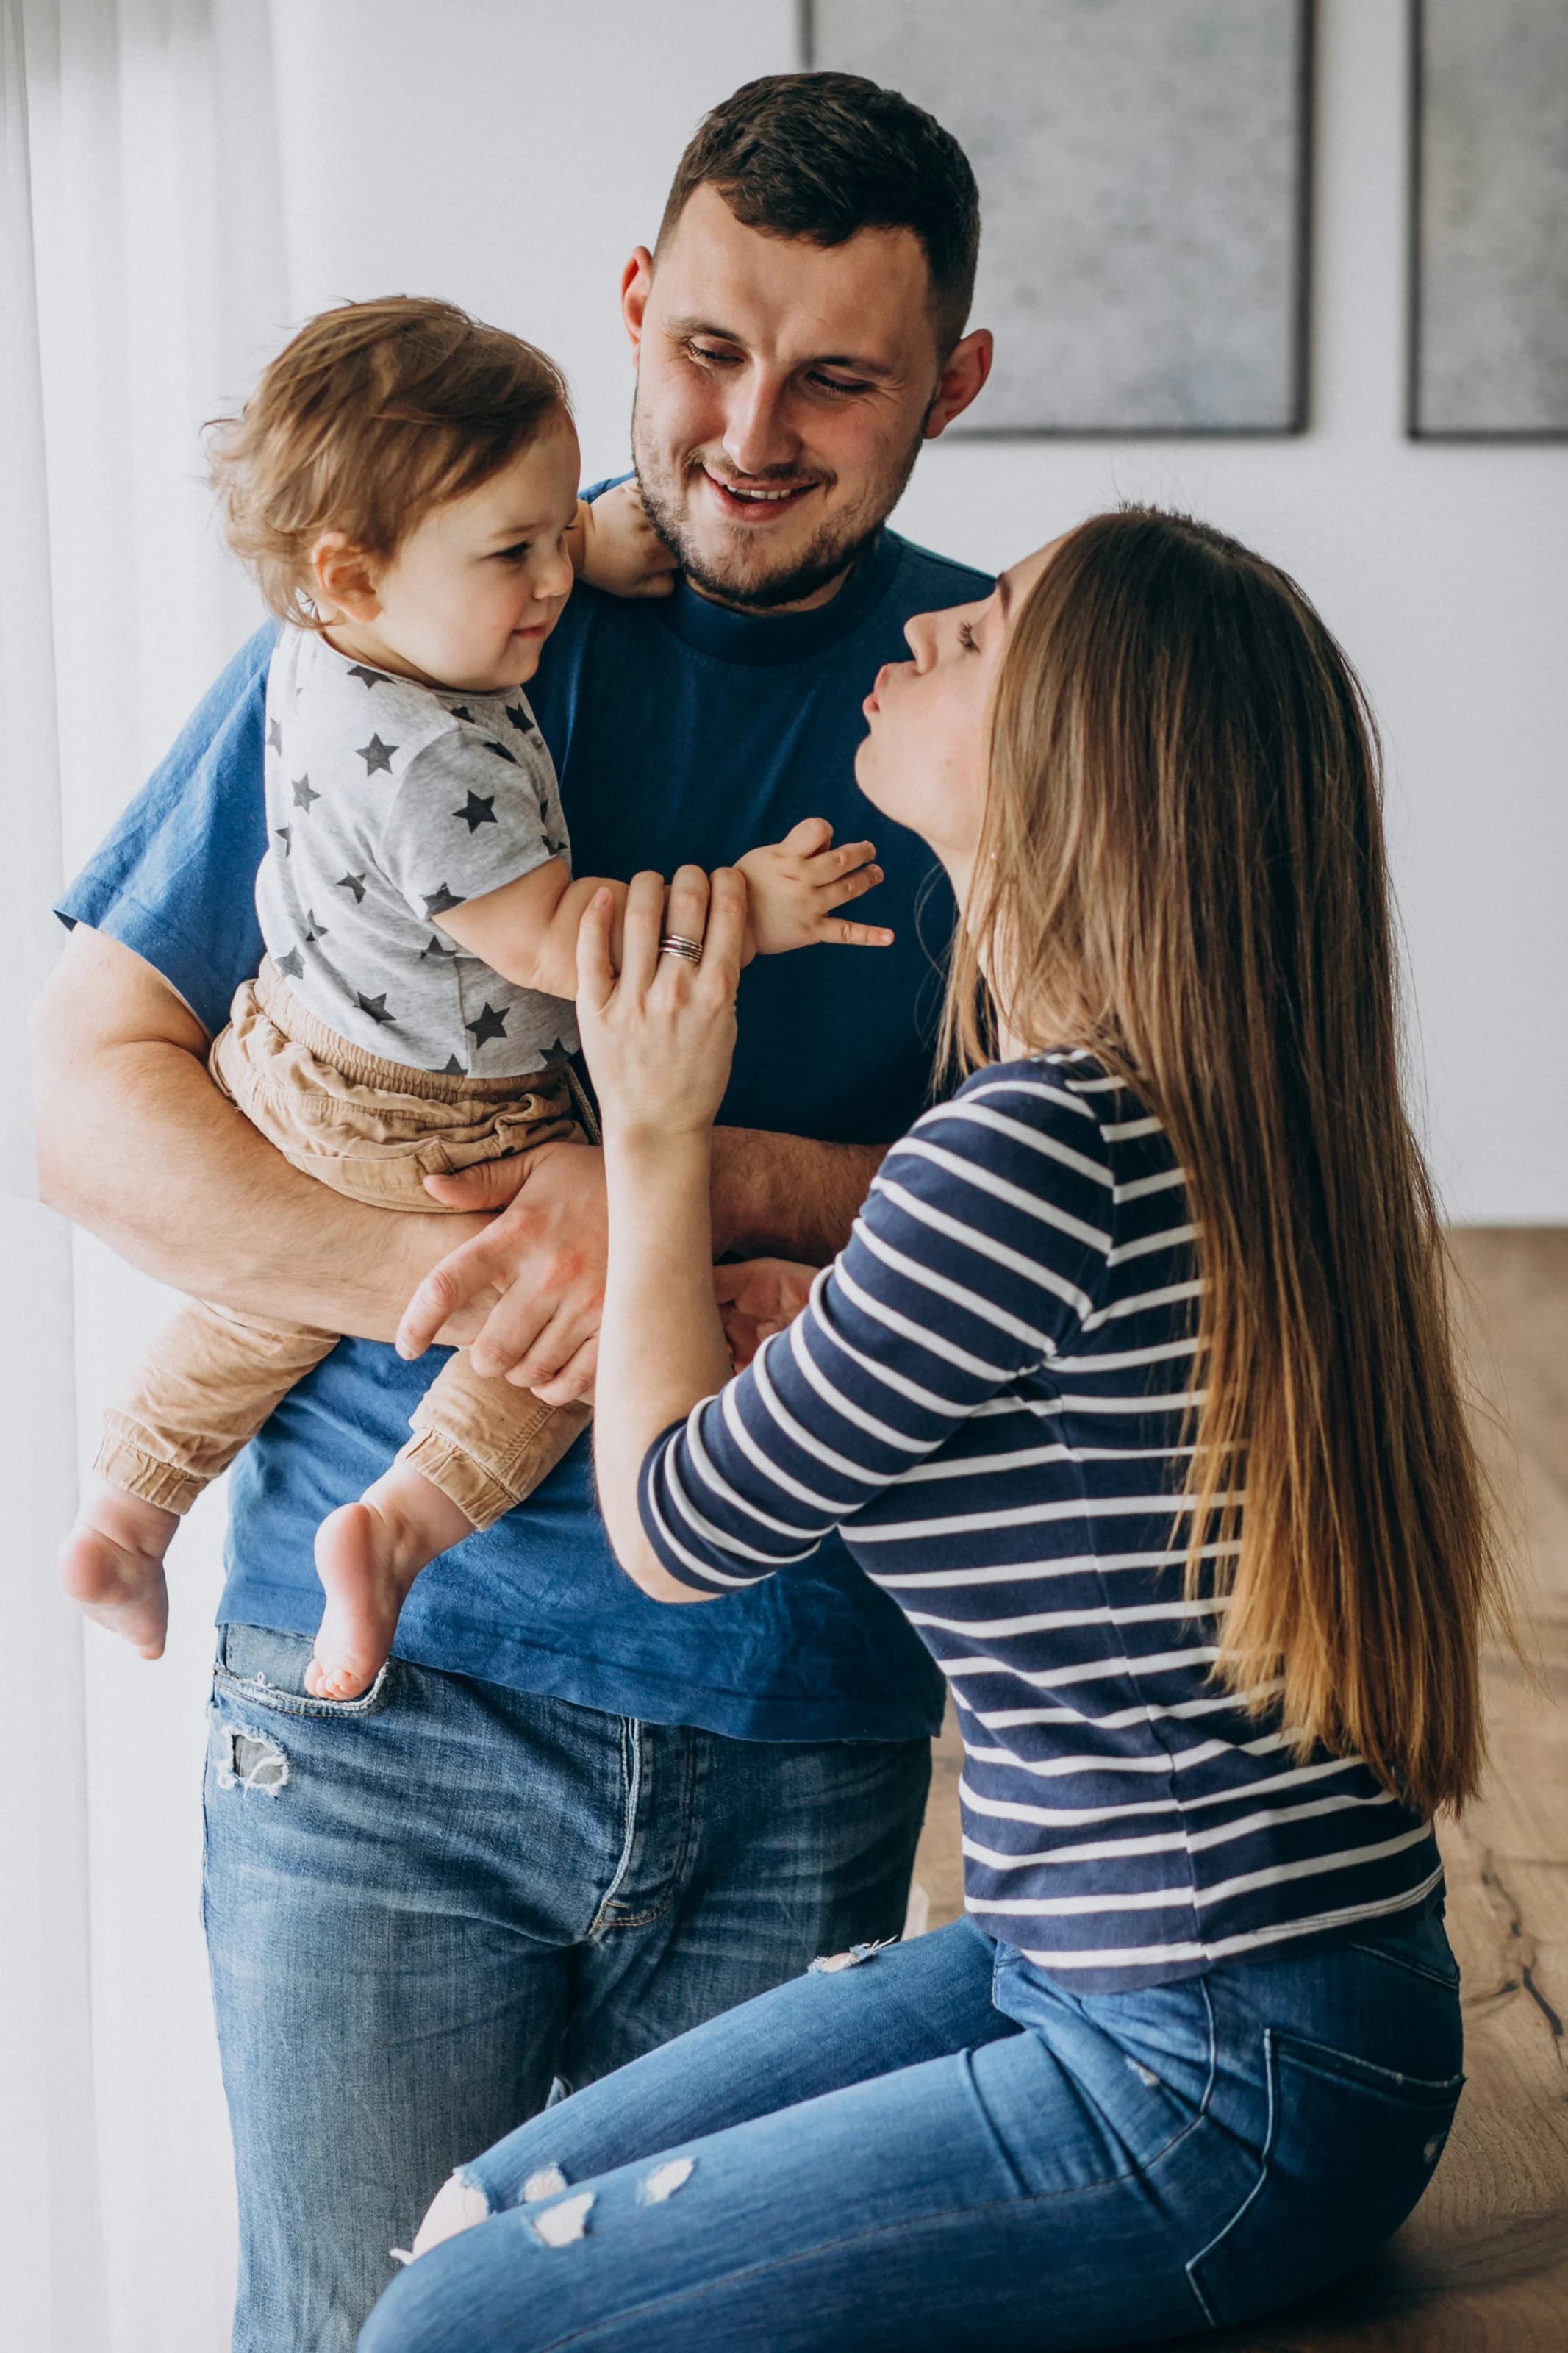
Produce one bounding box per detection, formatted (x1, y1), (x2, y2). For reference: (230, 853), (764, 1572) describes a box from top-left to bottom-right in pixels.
(254, 629), (578, 1077)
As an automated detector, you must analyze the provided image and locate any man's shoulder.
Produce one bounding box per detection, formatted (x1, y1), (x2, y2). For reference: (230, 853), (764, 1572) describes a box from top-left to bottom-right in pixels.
(884, 529), (994, 608)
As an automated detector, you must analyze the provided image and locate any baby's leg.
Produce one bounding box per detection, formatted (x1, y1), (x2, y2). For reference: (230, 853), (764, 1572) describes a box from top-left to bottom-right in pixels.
(309, 1371), (590, 1699)
(62, 1300), (340, 1658)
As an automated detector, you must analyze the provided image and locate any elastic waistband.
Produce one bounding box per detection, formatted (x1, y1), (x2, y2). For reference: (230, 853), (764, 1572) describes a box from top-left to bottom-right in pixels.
(251, 957), (568, 1104)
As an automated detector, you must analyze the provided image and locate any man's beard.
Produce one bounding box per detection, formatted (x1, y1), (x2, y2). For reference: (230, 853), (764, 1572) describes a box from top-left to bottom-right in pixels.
(631, 388), (927, 613)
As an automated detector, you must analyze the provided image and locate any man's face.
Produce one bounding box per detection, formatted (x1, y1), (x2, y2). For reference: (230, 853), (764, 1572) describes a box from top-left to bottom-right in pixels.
(626, 185), (971, 611)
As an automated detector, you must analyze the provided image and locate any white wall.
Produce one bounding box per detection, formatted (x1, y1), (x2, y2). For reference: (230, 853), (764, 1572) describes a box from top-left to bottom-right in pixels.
(262, 0), (1568, 1221)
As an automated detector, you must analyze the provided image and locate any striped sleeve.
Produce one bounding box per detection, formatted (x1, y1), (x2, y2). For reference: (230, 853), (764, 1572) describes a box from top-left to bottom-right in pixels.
(639, 1076), (1112, 1594)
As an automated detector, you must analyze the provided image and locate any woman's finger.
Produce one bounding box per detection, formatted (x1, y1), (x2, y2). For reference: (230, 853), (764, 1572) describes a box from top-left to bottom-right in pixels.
(658, 863), (711, 974)
(699, 866), (750, 990)
(576, 888), (617, 1015)
(833, 918), (895, 948)
(619, 870), (666, 995)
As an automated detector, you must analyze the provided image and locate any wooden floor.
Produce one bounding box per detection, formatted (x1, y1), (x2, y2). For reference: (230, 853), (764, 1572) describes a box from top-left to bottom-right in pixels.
(907, 1228), (1568, 2352)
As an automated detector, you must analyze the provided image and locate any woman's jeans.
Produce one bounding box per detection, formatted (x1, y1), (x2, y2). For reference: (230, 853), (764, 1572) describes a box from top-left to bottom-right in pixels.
(360, 1904), (1464, 2351)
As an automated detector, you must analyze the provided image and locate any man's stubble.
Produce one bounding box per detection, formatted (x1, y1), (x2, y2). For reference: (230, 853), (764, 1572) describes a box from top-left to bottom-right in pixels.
(629, 382), (929, 613)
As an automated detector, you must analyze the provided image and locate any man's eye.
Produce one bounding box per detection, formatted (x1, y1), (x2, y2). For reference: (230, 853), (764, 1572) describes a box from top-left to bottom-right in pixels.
(809, 374), (872, 398)
(690, 342), (742, 369)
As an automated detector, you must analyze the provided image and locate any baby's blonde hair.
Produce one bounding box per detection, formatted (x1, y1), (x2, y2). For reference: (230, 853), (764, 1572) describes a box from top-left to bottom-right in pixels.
(210, 296), (570, 626)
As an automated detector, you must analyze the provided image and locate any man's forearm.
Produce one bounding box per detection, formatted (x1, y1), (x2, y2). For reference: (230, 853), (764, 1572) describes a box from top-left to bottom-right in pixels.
(32, 929), (476, 1338)
(710, 1125), (884, 1263)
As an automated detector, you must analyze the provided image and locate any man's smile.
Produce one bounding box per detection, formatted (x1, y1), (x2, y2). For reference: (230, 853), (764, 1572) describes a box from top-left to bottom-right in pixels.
(698, 467), (823, 522)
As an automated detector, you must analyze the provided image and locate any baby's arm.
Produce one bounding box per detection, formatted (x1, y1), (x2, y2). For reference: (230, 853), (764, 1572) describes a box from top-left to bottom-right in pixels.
(565, 481), (679, 600)
(436, 824), (892, 998)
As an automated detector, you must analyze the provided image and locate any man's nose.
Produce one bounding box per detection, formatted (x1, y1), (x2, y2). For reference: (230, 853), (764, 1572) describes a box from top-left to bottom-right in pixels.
(720, 370), (799, 479)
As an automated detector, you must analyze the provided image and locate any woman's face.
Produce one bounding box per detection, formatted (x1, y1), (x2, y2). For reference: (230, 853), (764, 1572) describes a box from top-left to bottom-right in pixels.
(854, 539), (1058, 899)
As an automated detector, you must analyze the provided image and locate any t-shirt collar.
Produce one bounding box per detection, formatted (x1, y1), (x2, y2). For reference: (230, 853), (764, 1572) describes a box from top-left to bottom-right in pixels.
(657, 528), (903, 667)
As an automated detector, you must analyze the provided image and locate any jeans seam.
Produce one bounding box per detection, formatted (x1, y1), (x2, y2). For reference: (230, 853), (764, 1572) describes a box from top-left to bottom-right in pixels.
(1184, 2021), (1280, 2328)
(1344, 1939), (1461, 1992)
(586, 1720), (642, 1939)
(592, 1728), (700, 1933)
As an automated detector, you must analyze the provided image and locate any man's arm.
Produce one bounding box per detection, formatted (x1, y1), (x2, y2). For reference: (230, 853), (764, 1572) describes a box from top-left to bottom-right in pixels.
(398, 1122), (887, 1404)
(31, 927), (486, 1339)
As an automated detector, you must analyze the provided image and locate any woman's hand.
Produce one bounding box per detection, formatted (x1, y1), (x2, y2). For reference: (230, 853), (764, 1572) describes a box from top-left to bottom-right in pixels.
(576, 865), (747, 1141)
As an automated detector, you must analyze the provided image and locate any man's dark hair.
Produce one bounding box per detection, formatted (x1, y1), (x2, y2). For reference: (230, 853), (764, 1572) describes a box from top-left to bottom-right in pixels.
(656, 72), (981, 355)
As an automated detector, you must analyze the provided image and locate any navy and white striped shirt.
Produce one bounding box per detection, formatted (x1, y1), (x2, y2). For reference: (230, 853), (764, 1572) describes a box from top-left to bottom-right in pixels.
(640, 1053), (1442, 1990)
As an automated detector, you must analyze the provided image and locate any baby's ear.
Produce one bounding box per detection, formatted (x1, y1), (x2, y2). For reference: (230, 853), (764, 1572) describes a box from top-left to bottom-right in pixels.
(308, 532), (381, 621)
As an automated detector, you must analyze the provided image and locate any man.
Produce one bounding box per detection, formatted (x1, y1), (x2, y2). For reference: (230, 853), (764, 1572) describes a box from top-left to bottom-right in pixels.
(36, 71), (994, 2352)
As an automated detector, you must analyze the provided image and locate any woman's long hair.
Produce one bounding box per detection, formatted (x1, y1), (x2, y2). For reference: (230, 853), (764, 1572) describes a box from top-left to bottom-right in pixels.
(945, 507), (1506, 1817)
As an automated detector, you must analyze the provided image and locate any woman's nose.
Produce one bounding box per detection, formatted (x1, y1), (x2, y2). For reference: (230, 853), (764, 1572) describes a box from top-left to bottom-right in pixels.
(903, 609), (937, 669)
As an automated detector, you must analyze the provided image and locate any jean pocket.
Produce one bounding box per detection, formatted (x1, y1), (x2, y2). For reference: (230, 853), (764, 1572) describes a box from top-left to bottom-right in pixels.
(212, 1621), (395, 1721)
(1186, 2029), (1463, 2329)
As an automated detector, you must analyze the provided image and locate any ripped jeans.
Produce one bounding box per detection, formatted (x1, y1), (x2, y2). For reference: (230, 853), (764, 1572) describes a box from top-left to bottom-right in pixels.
(360, 1907), (1463, 2352)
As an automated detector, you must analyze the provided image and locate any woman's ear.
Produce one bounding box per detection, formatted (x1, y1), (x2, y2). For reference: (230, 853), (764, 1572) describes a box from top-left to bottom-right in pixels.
(308, 532), (382, 621)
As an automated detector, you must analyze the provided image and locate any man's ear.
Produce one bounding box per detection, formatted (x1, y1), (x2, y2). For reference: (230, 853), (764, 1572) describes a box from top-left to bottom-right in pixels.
(923, 328), (995, 440)
(308, 532), (382, 622)
(621, 247), (654, 364)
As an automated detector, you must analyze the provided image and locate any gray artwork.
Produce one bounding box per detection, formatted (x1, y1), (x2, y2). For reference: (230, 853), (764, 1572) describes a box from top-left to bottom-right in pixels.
(805, 0), (1311, 434)
(1411, 0), (1568, 438)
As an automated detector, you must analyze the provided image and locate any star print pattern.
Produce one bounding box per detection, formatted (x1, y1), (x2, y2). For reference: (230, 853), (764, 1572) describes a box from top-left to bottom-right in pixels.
(357, 733), (397, 776)
(465, 1001), (509, 1049)
(254, 634), (577, 1075)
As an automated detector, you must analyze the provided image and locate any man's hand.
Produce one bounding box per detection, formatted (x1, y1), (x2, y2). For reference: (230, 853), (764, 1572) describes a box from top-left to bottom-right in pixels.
(406, 1139), (608, 1404)
(409, 1116), (886, 1402)
(715, 1258), (820, 1368)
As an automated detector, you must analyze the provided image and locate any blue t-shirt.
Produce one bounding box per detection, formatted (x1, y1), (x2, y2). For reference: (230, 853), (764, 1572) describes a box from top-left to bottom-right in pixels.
(58, 511), (990, 1740)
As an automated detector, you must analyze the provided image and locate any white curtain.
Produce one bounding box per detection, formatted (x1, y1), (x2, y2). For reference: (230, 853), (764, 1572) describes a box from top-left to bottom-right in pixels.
(2, 5), (291, 2344)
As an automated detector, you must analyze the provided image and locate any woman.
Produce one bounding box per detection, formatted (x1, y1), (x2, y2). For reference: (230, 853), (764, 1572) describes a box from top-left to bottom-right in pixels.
(362, 510), (1503, 2350)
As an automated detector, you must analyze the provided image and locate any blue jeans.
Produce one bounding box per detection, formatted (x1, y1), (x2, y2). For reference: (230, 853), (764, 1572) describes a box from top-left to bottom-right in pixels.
(202, 1624), (930, 2352)
(359, 1907), (1463, 2352)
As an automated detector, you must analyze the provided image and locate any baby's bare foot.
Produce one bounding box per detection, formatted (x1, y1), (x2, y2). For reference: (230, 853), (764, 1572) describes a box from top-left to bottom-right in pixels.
(309, 1466), (472, 1700)
(58, 1482), (176, 1658)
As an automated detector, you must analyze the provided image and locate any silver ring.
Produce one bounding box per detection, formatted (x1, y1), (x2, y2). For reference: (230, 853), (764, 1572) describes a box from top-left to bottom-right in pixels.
(659, 933), (704, 965)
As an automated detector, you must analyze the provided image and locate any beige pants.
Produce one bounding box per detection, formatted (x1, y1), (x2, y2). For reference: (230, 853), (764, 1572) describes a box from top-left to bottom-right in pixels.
(95, 958), (592, 1531)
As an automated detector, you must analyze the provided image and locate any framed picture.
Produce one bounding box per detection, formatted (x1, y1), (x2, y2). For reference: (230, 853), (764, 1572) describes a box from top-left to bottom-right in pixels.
(1410, 0), (1568, 439)
(802, 0), (1314, 435)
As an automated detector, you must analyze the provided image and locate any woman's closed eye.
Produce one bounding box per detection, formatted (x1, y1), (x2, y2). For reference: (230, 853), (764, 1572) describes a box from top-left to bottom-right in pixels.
(957, 618), (980, 652)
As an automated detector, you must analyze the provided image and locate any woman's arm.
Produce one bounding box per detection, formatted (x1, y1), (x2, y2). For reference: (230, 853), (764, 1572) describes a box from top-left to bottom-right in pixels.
(579, 876), (1106, 1607)
(578, 865), (750, 1599)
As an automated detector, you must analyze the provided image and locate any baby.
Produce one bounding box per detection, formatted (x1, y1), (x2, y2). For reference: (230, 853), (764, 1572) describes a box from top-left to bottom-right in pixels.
(60, 296), (891, 1702)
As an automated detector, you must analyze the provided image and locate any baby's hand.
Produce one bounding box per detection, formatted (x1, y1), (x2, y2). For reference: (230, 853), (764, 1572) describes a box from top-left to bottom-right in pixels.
(570, 482), (678, 599)
(737, 818), (894, 956)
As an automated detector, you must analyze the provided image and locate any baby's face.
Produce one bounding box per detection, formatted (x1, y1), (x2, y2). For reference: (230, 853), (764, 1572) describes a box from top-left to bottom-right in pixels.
(370, 416), (580, 693)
